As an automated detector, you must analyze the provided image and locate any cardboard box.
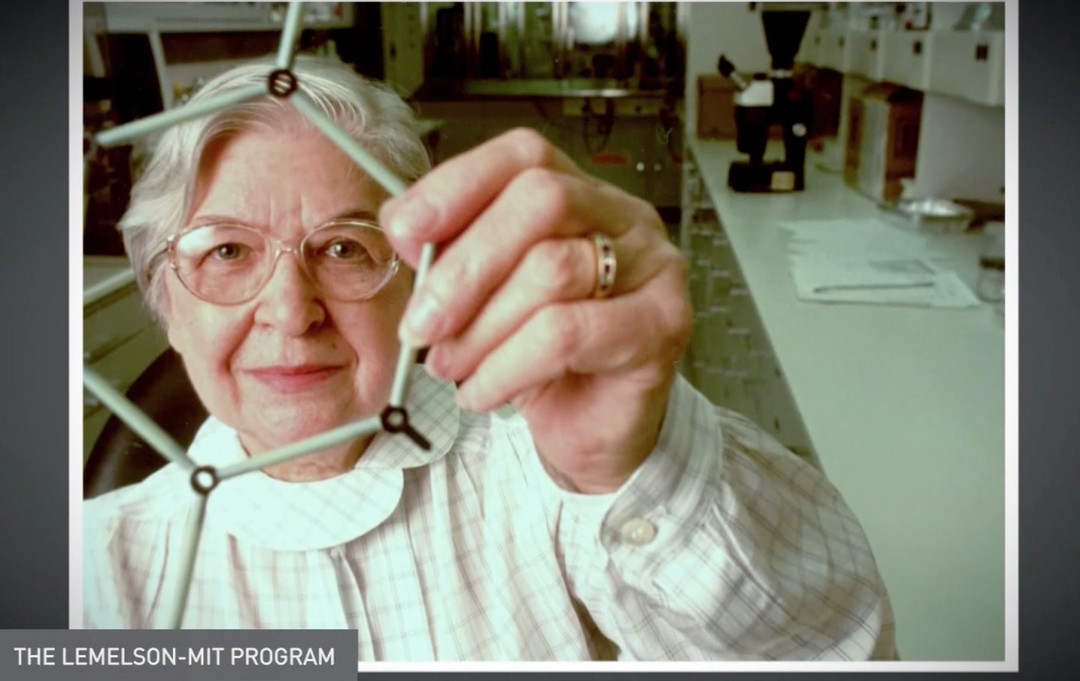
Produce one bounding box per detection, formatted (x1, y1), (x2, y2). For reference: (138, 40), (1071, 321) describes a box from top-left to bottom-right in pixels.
(844, 83), (923, 202)
(697, 75), (737, 139)
(796, 66), (843, 139)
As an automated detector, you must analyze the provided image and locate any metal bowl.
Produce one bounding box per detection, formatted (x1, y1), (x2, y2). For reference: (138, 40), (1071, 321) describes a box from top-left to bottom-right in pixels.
(895, 198), (976, 234)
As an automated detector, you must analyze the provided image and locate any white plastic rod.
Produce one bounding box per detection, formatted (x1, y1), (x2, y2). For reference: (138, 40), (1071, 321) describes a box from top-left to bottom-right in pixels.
(95, 84), (267, 148)
(83, 367), (195, 472)
(389, 244), (437, 407)
(217, 416), (383, 480)
(288, 91), (410, 197)
(276, 2), (306, 69)
(166, 492), (207, 629)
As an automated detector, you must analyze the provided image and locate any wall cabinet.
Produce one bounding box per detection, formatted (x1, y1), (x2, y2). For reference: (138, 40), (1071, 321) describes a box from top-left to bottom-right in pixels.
(881, 30), (932, 91)
(800, 27), (1005, 108)
(847, 30), (886, 81)
(927, 31), (1005, 107)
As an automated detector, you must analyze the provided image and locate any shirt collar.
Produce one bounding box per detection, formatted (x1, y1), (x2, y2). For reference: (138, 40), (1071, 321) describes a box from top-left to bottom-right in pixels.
(190, 367), (460, 551)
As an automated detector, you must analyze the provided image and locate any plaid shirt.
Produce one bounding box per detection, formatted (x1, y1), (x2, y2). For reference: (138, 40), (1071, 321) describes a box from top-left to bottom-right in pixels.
(83, 369), (898, 661)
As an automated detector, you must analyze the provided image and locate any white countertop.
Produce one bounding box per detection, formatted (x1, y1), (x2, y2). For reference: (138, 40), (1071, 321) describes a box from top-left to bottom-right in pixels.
(688, 137), (1006, 661)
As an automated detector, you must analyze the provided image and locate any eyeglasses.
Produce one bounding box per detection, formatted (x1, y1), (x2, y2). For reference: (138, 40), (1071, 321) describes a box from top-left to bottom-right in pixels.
(166, 218), (400, 305)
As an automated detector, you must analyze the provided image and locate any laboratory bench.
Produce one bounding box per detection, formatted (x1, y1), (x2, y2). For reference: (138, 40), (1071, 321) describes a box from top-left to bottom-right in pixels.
(679, 135), (1006, 661)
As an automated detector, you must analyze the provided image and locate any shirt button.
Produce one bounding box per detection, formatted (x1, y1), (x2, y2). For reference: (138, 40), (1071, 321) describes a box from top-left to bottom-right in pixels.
(619, 518), (657, 546)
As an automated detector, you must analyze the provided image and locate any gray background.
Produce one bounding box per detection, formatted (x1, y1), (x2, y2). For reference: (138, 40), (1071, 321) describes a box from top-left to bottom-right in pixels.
(0, 0), (1054, 677)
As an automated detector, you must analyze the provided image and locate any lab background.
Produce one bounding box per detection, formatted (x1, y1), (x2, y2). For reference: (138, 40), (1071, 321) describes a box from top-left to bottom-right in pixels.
(81, 1), (1008, 663)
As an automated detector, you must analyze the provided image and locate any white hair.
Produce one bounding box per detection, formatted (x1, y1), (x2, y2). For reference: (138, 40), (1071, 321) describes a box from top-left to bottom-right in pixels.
(118, 55), (432, 327)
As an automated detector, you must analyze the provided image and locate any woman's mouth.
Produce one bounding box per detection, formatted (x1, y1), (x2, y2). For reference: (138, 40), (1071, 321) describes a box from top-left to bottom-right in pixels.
(245, 365), (346, 392)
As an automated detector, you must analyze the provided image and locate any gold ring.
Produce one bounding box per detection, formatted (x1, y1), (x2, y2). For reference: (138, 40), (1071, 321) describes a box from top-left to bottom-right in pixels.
(592, 233), (617, 299)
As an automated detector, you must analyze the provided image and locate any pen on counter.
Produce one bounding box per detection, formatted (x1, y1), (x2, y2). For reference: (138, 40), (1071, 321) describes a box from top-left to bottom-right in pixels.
(812, 282), (936, 294)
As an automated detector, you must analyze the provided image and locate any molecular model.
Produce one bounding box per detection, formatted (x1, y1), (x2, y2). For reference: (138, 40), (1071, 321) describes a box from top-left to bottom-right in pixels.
(82, 2), (436, 629)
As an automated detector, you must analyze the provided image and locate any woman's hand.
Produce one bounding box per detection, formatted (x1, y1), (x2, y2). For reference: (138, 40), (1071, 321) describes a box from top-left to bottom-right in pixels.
(379, 128), (692, 494)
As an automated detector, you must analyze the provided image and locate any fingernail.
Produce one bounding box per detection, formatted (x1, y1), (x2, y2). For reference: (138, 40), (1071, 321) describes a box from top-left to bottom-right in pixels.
(423, 347), (446, 379)
(424, 360), (444, 380)
(389, 197), (439, 241)
(455, 382), (477, 411)
(400, 293), (443, 346)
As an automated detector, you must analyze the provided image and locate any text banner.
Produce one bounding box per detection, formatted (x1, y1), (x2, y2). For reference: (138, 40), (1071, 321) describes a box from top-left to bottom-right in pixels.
(0, 629), (357, 681)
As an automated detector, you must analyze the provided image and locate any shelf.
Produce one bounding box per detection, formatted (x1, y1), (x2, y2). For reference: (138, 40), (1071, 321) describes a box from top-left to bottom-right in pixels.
(94, 4), (357, 111)
(800, 27), (1005, 108)
(101, 2), (355, 34)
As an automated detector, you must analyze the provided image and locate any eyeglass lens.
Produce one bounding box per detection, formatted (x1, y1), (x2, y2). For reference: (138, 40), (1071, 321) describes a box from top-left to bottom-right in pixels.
(172, 223), (397, 303)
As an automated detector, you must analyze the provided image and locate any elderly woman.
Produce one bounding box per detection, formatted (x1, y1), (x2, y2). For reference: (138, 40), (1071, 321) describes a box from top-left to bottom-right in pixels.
(84, 56), (898, 661)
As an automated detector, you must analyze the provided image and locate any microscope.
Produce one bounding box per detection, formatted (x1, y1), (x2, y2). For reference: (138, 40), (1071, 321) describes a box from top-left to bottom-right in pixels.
(717, 8), (813, 193)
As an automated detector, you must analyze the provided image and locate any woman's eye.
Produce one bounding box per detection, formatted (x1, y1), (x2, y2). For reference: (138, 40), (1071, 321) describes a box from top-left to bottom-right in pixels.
(325, 240), (365, 259)
(211, 243), (246, 260)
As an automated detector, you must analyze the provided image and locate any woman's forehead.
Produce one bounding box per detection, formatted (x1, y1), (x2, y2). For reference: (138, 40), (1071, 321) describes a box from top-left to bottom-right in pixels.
(191, 129), (387, 229)
(188, 208), (382, 231)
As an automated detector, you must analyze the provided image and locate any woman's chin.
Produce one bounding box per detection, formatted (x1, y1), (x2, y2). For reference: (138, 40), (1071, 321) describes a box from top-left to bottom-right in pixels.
(273, 418), (352, 443)
(239, 408), (369, 451)
(225, 382), (389, 457)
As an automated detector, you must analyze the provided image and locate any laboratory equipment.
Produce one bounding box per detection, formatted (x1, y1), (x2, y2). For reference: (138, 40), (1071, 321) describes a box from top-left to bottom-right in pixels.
(414, 2), (685, 90)
(895, 197), (976, 234)
(716, 8), (813, 193)
(401, 3), (687, 222)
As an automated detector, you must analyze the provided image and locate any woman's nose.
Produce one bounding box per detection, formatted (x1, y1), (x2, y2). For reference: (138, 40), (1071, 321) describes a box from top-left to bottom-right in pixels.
(252, 253), (326, 335)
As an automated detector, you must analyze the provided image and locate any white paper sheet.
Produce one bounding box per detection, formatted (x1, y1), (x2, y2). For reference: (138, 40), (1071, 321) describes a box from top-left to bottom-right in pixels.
(788, 254), (982, 308)
(780, 220), (982, 309)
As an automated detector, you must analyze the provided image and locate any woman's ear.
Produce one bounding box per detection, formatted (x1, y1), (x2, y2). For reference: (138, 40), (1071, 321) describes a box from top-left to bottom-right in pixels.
(166, 327), (183, 356)
(158, 279), (186, 356)
(165, 321), (185, 357)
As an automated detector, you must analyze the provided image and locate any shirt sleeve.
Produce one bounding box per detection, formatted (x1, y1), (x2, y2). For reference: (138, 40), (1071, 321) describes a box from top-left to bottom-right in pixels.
(534, 374), (899, 661)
